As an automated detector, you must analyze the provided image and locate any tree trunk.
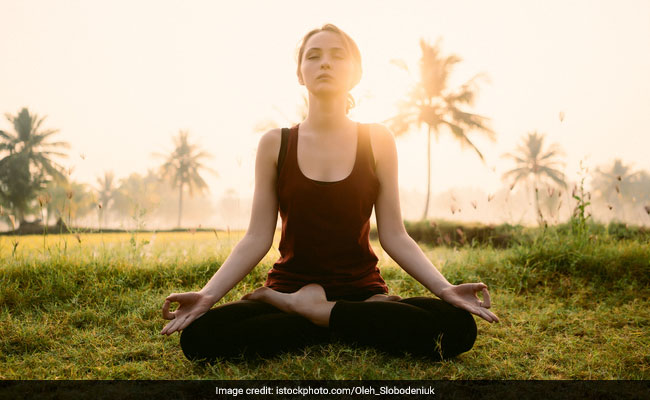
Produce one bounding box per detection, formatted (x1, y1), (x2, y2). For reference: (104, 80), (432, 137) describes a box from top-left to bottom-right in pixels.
(177, 182), (184, 228)
(16, 206), (26, 229)
(534, 182), (542, 226)
(422, 125), (432, 220)
(102, 204), (107, 228)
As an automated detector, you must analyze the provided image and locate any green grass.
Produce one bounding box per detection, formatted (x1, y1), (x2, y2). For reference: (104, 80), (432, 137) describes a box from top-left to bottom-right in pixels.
(1, 226), (648, 379)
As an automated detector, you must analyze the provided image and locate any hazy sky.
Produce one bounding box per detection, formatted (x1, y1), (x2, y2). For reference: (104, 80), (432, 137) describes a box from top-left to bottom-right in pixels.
(2, 0), (649, 205)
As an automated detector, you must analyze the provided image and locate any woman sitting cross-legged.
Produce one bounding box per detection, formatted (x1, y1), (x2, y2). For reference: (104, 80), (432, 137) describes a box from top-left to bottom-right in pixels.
(160, 23), (499, 363)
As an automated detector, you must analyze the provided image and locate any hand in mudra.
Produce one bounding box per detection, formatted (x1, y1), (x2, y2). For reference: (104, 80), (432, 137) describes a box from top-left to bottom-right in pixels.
(438, 283), (500, 323)
(160, 292), (214, 335)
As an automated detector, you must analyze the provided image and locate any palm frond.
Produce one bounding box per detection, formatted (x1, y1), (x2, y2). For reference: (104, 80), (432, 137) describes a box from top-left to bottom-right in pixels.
(539, 166), (568, 188)
(441, 120), (486, 163)
(502, 166), (530, 180)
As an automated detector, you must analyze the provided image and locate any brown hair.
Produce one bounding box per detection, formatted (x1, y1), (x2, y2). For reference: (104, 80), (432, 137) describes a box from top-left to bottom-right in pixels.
(296, 24), (362, 114)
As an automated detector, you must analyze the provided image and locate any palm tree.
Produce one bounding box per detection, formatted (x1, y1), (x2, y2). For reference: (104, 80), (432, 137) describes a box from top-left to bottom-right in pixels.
(501, 131), (567, 225)
(591, 159), (641, 222)
(385, 38), (496, 219)
(0, 152), (42, 228)
(0, 107), (70, 226)
(152, 130), (218, 228)
(95, 170), (117, 228)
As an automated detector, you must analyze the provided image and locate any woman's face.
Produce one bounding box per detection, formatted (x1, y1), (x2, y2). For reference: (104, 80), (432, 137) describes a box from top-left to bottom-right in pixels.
(299, 31), (355, 96)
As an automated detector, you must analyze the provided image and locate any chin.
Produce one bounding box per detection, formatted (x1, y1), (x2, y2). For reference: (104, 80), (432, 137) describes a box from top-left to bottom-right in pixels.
(308, 87), (346, 97)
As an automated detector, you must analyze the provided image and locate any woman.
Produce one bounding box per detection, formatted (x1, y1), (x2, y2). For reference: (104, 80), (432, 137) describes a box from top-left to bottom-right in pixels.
(160, 23), (499, 362)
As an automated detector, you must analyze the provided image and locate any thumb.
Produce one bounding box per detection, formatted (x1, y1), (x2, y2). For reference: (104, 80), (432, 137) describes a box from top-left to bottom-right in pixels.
(166, 293), (181, 302)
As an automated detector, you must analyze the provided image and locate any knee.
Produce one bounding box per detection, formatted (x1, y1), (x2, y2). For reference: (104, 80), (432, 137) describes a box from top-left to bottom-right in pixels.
(179, 316), (245, 362)
(179, 320), (204, 362)
(441, 308), (477, 359)
(457, 309), (478, 350)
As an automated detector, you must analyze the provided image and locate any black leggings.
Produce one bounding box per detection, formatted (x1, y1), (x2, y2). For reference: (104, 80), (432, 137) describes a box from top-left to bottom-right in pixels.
(179, 296), (477, 362)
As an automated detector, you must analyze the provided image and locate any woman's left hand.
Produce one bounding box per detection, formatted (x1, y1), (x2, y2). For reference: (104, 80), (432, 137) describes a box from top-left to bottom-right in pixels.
(438, 283), (500, 323)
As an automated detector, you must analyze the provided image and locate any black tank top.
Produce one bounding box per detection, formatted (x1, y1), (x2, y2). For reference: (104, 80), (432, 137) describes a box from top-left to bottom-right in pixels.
(277, 128), (336, 185)
(265, 122), (389, 300)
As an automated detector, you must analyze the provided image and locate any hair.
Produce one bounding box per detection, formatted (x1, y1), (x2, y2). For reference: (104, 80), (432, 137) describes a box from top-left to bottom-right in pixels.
(296, 24), (362, 114)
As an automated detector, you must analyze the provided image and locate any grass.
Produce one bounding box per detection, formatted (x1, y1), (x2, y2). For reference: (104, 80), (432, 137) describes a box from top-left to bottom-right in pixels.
(1, 225), (649, 379)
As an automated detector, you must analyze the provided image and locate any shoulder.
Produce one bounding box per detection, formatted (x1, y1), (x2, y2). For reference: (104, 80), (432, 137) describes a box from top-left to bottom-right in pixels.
(257, 128), (283, 164)
(367, 122), (394, 144)
(366, 123), (397, 166)
(259, 127), (283, 148)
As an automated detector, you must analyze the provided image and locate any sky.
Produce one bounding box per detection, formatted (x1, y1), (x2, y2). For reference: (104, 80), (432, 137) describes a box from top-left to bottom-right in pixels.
(1, 0), (649, 228)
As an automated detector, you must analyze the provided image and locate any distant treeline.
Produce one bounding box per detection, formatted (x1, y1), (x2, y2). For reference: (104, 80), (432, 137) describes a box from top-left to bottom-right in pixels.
(3, 219), (648, 248)
(369, 219), (650, 248)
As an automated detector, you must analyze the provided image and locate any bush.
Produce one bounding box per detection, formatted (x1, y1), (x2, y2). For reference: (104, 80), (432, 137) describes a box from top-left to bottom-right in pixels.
(370, 219), (536, 248)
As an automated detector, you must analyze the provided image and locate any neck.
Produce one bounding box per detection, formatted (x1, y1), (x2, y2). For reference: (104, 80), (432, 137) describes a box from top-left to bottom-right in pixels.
(301, 92), (352, 135)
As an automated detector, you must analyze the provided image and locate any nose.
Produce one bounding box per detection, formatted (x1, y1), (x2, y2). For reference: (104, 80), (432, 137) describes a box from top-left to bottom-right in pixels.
(320, 56), (332, 69)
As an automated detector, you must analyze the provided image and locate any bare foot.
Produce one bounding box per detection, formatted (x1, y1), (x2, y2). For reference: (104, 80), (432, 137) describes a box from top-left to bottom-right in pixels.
(241, 284), (334, 327)
(364, 294), (402, 302)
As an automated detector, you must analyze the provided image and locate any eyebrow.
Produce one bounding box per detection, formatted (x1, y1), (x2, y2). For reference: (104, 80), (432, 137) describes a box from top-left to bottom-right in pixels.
(306, 47), (346, 53)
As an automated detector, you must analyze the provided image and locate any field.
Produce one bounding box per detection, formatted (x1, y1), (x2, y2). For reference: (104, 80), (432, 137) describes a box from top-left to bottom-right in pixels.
(1, 225), (648, 379)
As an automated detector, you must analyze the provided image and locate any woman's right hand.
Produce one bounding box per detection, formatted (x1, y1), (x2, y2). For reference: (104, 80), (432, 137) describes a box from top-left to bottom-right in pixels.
(160, 291), (215, 336)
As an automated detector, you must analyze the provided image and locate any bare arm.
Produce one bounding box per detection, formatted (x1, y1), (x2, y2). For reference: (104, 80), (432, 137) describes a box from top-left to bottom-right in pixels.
(371, 123), (498, 323)
(380, 234), (453, 297)
(371, 123), (453, 297)
(198, 128), (282, 303)
(160, 129), (283, 335)
(198, 235), (273, 302)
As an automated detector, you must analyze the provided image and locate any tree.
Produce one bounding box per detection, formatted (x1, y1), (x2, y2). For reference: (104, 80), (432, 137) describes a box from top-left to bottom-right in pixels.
(152, 130), (218, 228)
(95, 170), (117, 227)
(0, 107), (70, 226)
(591, 159), (642, 222)
(42, 179), (96, 229)
(385, 38), (496, 219)
(112, 171), (161, 228)
(0, 152), (43, 227)
(502, 131), (567, 225)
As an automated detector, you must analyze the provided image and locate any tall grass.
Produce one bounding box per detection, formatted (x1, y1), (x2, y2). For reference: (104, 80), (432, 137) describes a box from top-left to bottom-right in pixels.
(1, 221), (648, 379)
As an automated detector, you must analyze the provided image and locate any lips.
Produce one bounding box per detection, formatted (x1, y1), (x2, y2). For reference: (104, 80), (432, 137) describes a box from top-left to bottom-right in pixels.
(317, 73), (333, 80)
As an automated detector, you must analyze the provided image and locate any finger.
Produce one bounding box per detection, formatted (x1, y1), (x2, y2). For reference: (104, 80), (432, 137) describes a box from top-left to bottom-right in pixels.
(160, 321), (174, 335)
(480, 309), (495, 323)
(485, 309), (500, 323)
(161, 317), (180, 335)
(162, 316), (184, 335)
(177, 314), (196, 332)
(166, 293), (179, 302)
(173, 314), (192, 334)
(162, 299), (176, 320)
(481, 288), (492, 308)
(471, 283), (485, 299)
(474, 306), (496, 323)
(481, 308), (498, 323)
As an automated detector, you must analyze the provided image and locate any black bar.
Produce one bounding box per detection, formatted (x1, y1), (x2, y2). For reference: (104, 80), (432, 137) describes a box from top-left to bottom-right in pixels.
(0, 380), (648, 400)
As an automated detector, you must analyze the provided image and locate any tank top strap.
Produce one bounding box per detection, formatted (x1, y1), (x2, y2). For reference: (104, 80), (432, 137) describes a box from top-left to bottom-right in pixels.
(279, 122), (375, 182)
(276, 127), (290, 178)
(358, 123), (376, 174)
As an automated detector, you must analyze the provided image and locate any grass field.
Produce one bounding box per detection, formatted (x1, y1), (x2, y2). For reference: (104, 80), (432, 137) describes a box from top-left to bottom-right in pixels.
(1, 225), (648, 379)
